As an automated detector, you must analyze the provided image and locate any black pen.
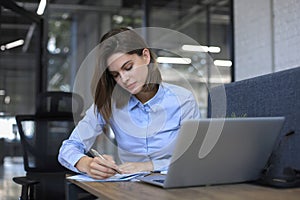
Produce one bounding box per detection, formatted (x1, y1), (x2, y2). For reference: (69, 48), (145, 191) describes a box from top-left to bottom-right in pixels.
(90, 148), (121, 174)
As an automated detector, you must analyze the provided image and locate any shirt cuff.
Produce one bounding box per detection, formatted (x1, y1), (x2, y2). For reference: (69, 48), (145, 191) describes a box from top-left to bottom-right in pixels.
(65, 153), (86, 173)
(152, 159), (170, 171)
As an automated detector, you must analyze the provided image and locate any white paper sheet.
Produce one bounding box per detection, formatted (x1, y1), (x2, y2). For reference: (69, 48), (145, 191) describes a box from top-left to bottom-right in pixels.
(67, 172), (150, 182)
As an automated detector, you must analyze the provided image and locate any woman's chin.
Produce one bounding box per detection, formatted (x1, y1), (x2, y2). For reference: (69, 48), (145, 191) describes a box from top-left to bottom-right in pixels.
(128, 86), (143, 95)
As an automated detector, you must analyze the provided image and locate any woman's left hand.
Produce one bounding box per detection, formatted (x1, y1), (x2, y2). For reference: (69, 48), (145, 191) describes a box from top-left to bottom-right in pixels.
(118, 161), (153, 174)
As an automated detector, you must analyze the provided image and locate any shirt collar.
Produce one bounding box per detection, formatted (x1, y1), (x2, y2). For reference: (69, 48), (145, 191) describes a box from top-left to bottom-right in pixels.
(128, 84), (165, 111)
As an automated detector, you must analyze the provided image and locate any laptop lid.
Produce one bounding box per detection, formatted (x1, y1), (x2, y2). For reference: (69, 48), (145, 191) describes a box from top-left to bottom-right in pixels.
(139, 117), (285, 188)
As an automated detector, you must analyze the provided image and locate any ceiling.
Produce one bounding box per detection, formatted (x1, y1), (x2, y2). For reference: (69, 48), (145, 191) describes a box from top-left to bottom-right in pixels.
(0, 0), (231, 116)
(1, 0), (231, 48)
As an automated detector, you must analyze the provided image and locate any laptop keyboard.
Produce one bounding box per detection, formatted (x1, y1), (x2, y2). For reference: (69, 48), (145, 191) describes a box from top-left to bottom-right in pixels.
(153, 179), (165, 183)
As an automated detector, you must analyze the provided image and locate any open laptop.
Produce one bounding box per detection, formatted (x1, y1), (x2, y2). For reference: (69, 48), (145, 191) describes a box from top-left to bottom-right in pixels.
(138, 117), (285, 188)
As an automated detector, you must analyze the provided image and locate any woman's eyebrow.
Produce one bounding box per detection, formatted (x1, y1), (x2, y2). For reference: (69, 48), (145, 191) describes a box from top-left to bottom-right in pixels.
(120, 60), (132, 69)
(109, 60), (132, 73)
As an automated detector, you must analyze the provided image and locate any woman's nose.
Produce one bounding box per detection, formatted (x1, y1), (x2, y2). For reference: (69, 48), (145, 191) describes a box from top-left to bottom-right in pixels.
(120, 72), (129, 83)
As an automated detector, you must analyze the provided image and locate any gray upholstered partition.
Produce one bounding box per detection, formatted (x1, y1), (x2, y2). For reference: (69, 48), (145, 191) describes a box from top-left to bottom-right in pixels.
(208, 66), (300, 187)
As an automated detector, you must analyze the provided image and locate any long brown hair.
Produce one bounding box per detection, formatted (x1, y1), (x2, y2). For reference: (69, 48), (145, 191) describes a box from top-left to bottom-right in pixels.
(91, 27), (162, 123)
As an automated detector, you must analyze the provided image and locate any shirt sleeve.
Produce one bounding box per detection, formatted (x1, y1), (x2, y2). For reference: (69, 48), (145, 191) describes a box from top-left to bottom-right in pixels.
(180, 93), (201, 122)
(58, 104), (105, 173)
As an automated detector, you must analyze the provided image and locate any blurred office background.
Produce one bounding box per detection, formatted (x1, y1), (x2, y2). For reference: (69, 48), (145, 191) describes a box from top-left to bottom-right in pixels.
(0, 0), (234, 139)
(1, 0), (300, 199)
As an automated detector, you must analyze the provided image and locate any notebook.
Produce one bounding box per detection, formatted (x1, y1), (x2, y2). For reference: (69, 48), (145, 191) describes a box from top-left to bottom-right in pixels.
(138, 117), (285, 188)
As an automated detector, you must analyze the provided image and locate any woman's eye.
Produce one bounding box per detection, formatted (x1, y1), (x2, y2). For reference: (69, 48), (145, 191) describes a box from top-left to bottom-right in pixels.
(111, 73), (119, 78)
(125, 65), (132, 71)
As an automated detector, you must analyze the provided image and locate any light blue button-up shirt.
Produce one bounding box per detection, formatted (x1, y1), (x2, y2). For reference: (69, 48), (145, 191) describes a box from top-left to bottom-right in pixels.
(58, 82), (201, 172)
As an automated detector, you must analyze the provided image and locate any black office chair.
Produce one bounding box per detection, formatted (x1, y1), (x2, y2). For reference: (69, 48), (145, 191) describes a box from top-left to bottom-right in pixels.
(13, 91), (84, 200)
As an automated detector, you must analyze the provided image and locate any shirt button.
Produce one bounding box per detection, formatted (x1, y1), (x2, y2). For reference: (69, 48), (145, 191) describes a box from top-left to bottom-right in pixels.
(144, 105), (150, 112)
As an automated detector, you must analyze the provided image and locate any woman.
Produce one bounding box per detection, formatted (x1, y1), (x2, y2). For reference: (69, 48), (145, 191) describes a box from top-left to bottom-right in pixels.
(58, 27), (201, 179)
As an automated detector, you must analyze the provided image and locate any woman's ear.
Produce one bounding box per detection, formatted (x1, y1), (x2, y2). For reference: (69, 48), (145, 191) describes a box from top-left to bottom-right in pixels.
(142, 48), (151, 64)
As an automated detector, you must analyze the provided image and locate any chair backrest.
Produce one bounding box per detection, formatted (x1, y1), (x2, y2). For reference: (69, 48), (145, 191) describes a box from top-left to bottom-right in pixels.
(36, 91), (83, 121)
(207, 67), (300, 187)
(16, 91), (83, 173)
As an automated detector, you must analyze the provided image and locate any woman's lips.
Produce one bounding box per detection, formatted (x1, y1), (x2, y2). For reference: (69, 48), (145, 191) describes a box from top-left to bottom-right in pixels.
(127, 82), (136, 90)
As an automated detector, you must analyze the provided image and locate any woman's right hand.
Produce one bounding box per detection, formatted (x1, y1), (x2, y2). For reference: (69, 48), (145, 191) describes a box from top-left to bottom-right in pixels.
(75, 155), (119, 179)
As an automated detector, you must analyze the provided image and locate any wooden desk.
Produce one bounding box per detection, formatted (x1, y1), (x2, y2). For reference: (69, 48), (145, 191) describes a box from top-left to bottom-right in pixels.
(66, 178), (300, 200)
